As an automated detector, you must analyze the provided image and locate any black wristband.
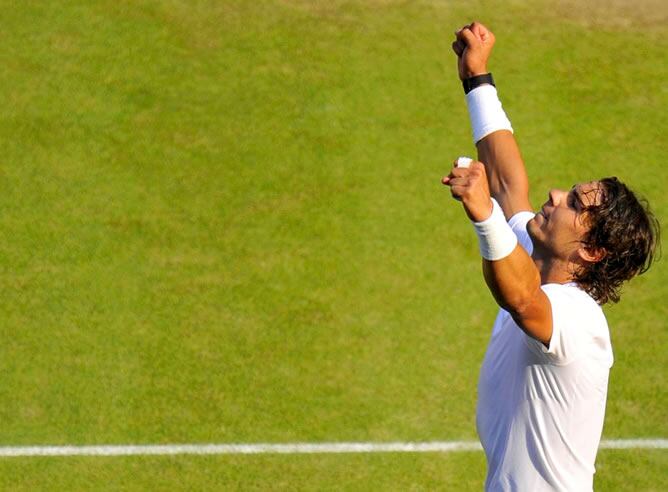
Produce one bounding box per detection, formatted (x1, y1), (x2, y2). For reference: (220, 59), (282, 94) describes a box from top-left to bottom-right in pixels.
(462, 73), (495, 94)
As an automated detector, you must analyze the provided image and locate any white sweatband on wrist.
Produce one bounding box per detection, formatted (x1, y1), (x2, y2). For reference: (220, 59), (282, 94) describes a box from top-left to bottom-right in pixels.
(465, 85), (513, 144)
(472, 198), (518, 261)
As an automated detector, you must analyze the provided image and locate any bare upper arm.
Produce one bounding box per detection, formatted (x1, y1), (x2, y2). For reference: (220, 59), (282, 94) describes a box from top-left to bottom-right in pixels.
(482, 244), (552, 347)
(509, 288), (553, 347)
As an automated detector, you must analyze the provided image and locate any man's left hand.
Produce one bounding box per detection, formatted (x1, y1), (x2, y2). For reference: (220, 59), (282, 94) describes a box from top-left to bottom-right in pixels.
(442, 160), (494, 222)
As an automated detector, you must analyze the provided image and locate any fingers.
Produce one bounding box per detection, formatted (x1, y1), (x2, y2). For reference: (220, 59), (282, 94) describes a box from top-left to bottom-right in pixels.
(442, 160), (486, 187)
(455, 21), (494, 46)
(471, 160), (485, 169)
(471, 22), (495, 45)
(455, 23), (473, 36)
(441, 167), (471, 187)
(443, 172), (484, 203)
(442, 156), (491, 213)
(441, 171), (458, 186)
(470, 22), (490, 41)
(448, 167), (471, 180)
(451, 40), (465, 57)
(443, 178), (469, 201)
(456, 27), (478, 47)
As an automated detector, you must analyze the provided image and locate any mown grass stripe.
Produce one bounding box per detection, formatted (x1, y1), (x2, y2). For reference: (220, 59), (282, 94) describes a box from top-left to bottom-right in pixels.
(0, 440), (665, 457)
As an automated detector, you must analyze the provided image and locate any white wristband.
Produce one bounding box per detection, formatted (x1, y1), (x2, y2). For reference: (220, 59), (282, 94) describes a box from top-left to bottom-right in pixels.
(465, 85), (513, 144)
(472, 198), (518, 261)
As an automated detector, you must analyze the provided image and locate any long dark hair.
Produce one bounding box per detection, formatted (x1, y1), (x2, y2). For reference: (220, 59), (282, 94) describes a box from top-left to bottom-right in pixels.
(574, 177), (660, 305)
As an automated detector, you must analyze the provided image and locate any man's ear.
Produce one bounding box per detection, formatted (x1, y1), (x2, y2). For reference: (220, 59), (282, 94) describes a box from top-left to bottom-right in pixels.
(578, 245), (606, 263)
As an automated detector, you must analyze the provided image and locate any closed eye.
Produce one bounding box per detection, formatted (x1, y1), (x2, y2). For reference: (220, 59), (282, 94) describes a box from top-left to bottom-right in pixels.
(568, 187), (585, 212)
(568, 187), (577, 209)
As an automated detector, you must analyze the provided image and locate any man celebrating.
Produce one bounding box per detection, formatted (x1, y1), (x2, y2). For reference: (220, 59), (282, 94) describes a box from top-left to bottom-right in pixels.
(442, 22), (659, 490)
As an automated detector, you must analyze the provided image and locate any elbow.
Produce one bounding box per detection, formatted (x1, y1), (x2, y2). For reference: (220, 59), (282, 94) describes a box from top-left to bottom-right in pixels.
(482, 255), (543, 315)
(508, 291), (540, 317)
(503, 281), (542, 317)
(489, 269), (542, 315)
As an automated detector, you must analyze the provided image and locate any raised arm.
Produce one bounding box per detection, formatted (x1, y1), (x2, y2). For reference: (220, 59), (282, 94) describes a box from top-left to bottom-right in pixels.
(443, 23), (552, 345)
(452, 22), (533, 219)
(442, 161), (552, 346)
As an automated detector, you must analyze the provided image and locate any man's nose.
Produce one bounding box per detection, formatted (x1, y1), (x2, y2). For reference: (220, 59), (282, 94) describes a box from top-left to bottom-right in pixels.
(548, 189), (566, 205)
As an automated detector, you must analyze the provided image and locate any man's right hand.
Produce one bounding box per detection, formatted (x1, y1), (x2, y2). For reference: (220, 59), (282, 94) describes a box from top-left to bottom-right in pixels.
(452, 22), (495, 81)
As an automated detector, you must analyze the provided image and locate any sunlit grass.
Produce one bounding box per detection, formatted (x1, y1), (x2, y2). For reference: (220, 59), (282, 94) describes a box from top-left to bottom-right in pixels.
(0, 0), (665, 489)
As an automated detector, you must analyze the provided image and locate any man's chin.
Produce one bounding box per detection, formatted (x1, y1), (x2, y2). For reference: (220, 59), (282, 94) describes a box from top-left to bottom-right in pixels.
(526, 215), (539, 239)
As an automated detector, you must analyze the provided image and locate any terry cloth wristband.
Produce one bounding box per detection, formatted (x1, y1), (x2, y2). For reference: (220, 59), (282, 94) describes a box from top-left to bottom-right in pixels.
(472, 198), (518, 261)
(465, 84), (513, 144)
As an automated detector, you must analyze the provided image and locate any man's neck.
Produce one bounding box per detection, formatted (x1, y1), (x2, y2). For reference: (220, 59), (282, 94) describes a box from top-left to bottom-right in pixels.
(532, 253), (575, 286)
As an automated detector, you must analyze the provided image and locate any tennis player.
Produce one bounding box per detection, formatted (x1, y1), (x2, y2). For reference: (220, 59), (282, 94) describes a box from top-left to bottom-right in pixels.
(442, 21), (659, 490)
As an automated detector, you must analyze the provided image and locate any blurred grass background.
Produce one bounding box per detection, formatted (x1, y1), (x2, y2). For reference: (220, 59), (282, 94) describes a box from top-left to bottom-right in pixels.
(0, 0), (666, 489)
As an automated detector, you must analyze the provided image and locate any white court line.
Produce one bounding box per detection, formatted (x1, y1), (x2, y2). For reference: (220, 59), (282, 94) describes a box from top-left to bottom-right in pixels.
(0, 440), (665, 457)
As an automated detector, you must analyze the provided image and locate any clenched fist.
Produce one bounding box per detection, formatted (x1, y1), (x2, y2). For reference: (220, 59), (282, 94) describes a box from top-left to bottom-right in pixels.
(452, 22), (496, 81)
(442, 159), (494, 222)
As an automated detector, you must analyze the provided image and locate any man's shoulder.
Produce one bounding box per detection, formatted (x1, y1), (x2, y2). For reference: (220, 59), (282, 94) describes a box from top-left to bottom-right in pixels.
(508, 210), (535, 253)
(542, 282), (606, 323)
(543, 283), (610, 344)
(527, 282), (612, 366)
(542, 282), (601, 309)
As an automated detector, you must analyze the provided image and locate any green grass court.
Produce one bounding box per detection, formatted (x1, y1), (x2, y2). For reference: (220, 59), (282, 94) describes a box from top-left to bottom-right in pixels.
(1, 0), (666, 489)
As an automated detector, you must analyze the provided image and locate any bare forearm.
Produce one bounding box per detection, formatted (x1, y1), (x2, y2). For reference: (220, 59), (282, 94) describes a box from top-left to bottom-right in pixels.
(476, 130), (530, 219)
(453, 24), (533, 218)
(448, 22), (551, 345)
